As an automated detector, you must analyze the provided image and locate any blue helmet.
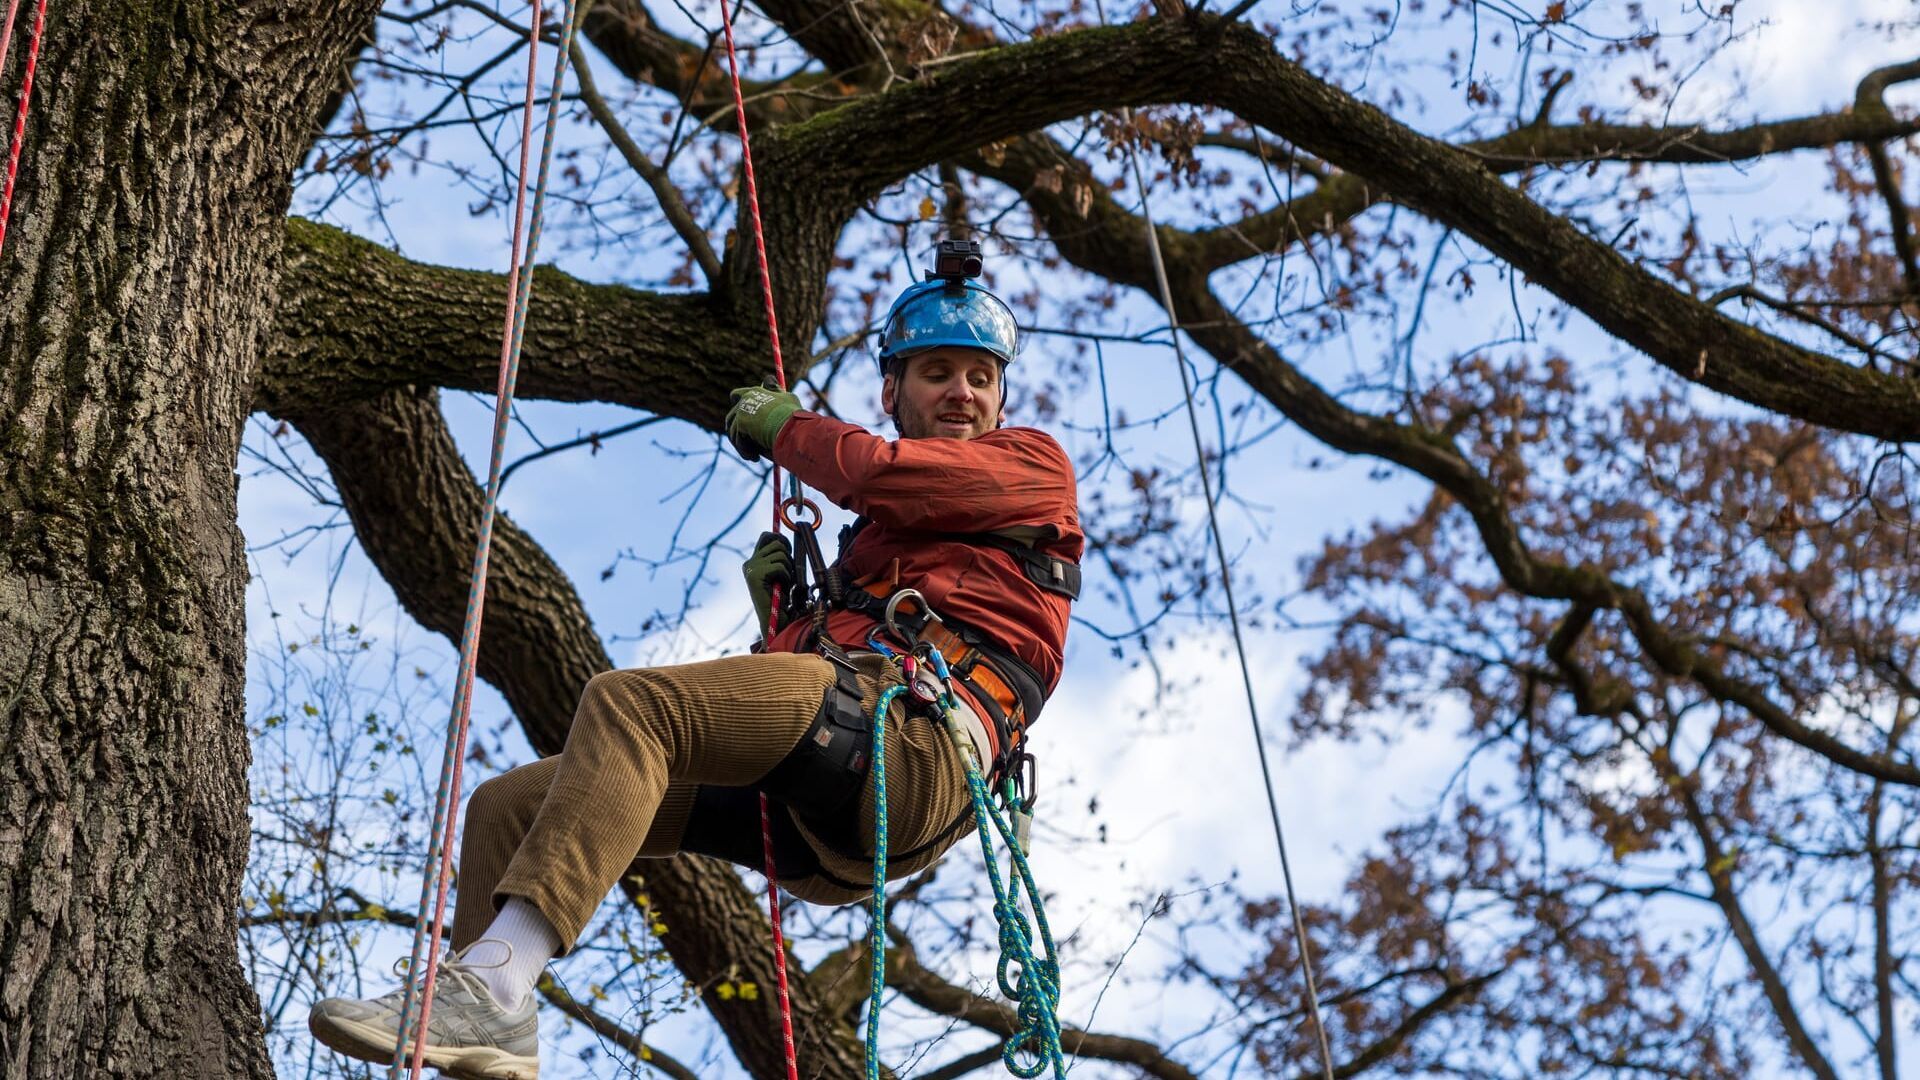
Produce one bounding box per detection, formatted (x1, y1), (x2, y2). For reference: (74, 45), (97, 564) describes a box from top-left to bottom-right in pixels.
(876, 277), (1019, 374)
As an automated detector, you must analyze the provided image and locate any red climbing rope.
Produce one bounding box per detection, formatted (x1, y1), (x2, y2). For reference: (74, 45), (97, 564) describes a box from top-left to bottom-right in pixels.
(0, 0), (49, 258)
(712, 0), (803, 1075)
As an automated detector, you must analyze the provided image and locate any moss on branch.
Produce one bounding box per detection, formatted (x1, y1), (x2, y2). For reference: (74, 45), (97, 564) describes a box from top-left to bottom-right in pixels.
(263, 218), (765, 429)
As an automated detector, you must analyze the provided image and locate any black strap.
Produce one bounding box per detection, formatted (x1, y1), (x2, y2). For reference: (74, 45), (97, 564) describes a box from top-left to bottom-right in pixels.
(757, 664), (870, 822)
(944, 531), (1081, 601)
(769, 657), (974, 870)
(834, 588), (1047, 783)
(836, 589), (1046, 719)
(835, 516), (1081, 601)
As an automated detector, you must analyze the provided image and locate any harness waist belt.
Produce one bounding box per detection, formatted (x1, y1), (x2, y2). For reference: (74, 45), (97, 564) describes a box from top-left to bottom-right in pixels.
(843, 582), (1047, 770)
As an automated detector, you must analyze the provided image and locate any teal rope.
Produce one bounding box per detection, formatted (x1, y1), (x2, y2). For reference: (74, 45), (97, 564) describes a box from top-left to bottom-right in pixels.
(865, 684), (908, 1077)
(862, 650), (1065, 1079)
(943, 715), (1064, 1079)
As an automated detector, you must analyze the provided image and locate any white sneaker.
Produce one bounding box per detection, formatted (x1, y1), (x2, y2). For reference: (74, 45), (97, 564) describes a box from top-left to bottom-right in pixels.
(309, 953), (539, 1080)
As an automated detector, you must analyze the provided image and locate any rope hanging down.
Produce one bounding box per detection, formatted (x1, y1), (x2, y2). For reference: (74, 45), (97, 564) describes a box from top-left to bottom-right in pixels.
(859, 639), (1066, 1080)
(711, 0), (806, 1076)
(388, 3), (581, 1077)
(0, 0), (50, 258)
(1113, 109), (1340, 1080)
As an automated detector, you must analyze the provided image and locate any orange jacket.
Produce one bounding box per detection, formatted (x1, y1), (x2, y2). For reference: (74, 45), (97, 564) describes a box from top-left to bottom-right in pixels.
(765, 413), (1082, 706)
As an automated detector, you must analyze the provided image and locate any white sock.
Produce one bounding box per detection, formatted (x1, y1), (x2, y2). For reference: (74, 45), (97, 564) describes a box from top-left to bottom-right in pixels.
(458, 897), (563, 1011)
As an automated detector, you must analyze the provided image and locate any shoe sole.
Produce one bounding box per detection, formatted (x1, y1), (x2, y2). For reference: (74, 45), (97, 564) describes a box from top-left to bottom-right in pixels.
(309, 1011), (539, 1080)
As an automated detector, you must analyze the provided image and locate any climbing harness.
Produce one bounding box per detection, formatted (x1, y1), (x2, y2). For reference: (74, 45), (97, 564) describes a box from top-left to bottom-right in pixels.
(387, 3), (580, 1077)
(1103, 67), (1338, 1080)
(0, 0), (49, 257)
(781, 511), (1074, 781)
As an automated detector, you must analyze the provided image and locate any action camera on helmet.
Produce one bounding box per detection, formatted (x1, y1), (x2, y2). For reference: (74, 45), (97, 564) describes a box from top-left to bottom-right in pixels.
(932, 238), (984, 282)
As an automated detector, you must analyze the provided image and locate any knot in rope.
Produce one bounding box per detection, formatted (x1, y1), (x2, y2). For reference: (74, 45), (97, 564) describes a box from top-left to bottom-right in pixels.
(992, 898), (1063, 1079)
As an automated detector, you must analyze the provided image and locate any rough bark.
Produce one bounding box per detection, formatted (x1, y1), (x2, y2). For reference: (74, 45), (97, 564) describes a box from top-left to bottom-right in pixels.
(287, 388), (868, 1079)
(263, 218), (764, 426)
(0, 3), (380, 1078)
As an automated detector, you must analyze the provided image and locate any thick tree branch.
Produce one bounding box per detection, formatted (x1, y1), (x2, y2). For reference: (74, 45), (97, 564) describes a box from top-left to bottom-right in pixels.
(917, 1044), (1003, 1080)
(751, 0), (893, 75)
(280, 20), (1920, 440)
(768, 15), (1920, 432)
(882, 933), (1204, 1080)
(1200, 22), (1920, 440)
(1316, 968), (1500, 1079)
(283, 387), (868, 1078)
(887, 928), (1494, 1080)
(582, 0), (713, 92)
(998, 116), (1920, 787)
(749, 18), (1920, 438)
(1465, 108), (1920, 169)
(1855, 58), (1920, 295)
(581, 0), (880, 130)
(267, 19), (1920, 789)
(1188, 97), (1920, 270)
(1198, 287), (1920, 785)
(262, 218), (765, 423)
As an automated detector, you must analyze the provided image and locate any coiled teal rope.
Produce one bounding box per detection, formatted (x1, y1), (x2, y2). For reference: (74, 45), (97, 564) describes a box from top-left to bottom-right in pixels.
(863, 650), (1065, 1080)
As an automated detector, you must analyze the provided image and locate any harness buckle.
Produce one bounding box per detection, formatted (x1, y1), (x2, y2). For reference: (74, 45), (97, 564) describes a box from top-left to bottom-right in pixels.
(815, 636), (860, 672)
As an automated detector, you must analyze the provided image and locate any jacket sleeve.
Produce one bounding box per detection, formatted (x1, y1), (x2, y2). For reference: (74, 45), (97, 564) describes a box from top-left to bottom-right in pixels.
(772, 412), (1074, 534)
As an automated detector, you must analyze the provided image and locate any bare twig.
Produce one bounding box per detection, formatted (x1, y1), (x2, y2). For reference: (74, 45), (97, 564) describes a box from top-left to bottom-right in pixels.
(570, 36), (724, 283)
(538, 979), (703, 1080)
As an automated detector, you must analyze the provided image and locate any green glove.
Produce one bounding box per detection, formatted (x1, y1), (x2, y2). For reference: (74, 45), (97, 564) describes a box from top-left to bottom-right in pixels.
(725, 385), (802, 462)
(742, 530), (794, 636)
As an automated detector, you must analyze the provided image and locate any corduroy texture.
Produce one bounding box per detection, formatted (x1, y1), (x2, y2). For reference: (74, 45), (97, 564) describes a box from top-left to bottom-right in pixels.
(450, 651), (972, 951)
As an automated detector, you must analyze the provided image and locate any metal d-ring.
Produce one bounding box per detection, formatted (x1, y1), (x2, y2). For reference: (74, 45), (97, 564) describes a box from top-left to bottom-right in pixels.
(777, 494), (823, 531)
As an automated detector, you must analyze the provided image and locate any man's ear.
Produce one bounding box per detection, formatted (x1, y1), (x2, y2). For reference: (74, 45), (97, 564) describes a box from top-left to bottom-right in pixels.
(880, 371), (898, 416)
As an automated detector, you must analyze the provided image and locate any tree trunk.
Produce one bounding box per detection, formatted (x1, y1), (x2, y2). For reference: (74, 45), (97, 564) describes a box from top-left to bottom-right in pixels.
(0, 4), (376, 1077)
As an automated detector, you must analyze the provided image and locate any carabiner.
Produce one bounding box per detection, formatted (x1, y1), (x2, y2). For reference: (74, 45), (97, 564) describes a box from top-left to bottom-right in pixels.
(882, 587), (941, 648)
(1004, 749), (1037, 813)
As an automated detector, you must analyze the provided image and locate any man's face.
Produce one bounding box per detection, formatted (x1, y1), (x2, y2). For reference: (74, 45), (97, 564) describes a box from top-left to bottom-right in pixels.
(881, 347), (1004, 440)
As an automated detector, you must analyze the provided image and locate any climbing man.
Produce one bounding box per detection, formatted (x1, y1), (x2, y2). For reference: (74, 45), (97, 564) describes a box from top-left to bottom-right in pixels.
(308, 240), (1083, 1079)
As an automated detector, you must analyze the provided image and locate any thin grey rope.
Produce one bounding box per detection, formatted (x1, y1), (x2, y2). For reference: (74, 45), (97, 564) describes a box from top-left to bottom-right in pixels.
(1113, 108), (1340, 1080)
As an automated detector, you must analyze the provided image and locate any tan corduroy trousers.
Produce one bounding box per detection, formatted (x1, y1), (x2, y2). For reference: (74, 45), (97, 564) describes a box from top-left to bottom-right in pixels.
(449, 651), (973, 952)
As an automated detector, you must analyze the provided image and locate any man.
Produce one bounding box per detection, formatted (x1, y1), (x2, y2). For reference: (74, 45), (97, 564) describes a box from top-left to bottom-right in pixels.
(308, 264), (1082, 1080)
